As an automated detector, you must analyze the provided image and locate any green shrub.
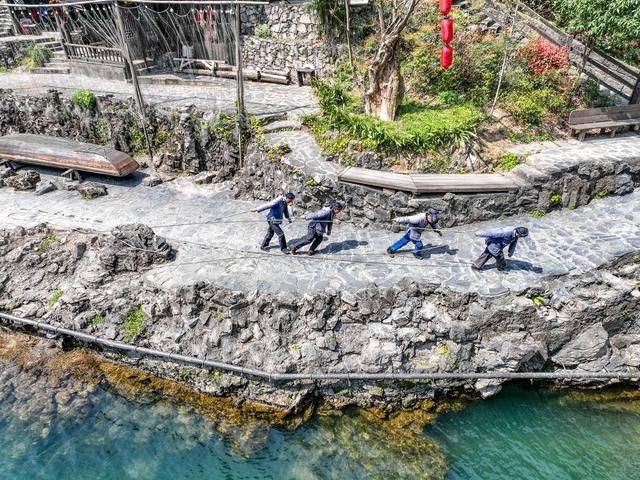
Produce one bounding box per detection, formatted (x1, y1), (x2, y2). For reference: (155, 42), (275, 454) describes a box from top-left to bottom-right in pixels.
(208, 113), (236, 144)
(530, 210), (545, 219)
(36, 234), (57, 252)
(123, 305), (145, 342)
(266, 142), (292, 161)
(26, 43), (51, 68)
(256, 24), (271, 38)
(128, 128), (146, 155)
(498, 152), (520, 170)
(595, 189), (609, 199)
(88, 314), (105, 325)
(95, 120), (110, 144)
(504, 88), (568, 125)
(550, 194), (563, 207)
(71, 89), (97, 111)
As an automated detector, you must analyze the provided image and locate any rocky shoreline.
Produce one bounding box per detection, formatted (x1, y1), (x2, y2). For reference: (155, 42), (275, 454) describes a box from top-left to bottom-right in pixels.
(1, 223), (639, 412)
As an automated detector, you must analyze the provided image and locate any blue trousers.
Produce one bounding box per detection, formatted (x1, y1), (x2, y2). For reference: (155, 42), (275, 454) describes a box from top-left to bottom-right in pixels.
(390, 233), (423, 254)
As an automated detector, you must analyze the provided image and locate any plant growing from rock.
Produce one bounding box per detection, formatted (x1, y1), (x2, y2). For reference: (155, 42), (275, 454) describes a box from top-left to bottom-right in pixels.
(498, 152), (520, 171)
(48, 289), (63, 308)
(88, 314), (105, 325)
(71, 89), (97, 111)
(123, 305), (145, 342)
(36, 234), (57, 252)
(530, 210), (545, 219)
(595, 189), (609, 199)
(550, 194), (563, 207)
(256, 24), (272, 38)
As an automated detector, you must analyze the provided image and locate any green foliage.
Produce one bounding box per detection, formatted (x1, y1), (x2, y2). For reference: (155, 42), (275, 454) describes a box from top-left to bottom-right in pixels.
(95, 120), (110, 144)
(595, 189), (609, 199)
(437, 343), (450, 356)
(578, 80), (616, 108)
(71, 89), (97, 111)
(310, 80), (482, 155)
(291, 343), (302, 350)
(26, 43), (51, 68)
(370, 386), (384, 396)
(307, 0), (345, 39)
(530, 210), (545, 219)
(305, 177), (317, 187)
(36, 234), (57, 252)
(266, 143), (292, 161)
(508, 130), (552, 144)
(48, 289), (63, 308)
(255, 24), (271, 38)
(504, 88), (568, 125)
(208, 113), (236, 144)
(128, 128), (146, 155)
(532, 294), (545, 307)
(554, 0), (640, 65)
(550, 194), (563, 207)
(498, 152), (520, 170)
(123, 305), (145, 342)
(88, 314), (105, 325)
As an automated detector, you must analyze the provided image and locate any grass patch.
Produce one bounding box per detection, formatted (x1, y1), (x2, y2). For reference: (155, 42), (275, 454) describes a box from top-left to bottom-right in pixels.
(256, 24), (271, 38)
(530, 210), (545, 219)
(71, 89), (97, 111)
(595, 189), (609, 199)
(88, 314), (105, 325)
(531, 295), (545, 307)
(128, 128), (146, 156)
(207, 113), (236, 144)
(498, 152), (520, 171)
(550, 194), (563, 207)
(308, 80), (482, 156)
(266, 143), (292, 161)
(437, 343), (450, 356)
(95, 119), (110, 144)
(48, 289), (63, 308)
(123, 305), (145, 342)
(36, 234), (57, 252)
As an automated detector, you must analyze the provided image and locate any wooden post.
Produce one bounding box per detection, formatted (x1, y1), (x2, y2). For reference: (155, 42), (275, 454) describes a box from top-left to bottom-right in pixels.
(113, 0), (154, 162)
(631, 77), (640, 105)
(234, 2), (246, 166)
(344, 0), (355, 76)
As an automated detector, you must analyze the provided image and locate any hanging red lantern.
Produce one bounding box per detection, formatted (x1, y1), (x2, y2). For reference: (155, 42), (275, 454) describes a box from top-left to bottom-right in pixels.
(439, 0), (452, 16)
(440, 18), (454, 43)
(441, 44), (453, 69)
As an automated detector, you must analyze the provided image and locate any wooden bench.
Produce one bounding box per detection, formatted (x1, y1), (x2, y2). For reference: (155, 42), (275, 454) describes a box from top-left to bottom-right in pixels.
(338, 166), (520, 194)
(0, 134), (139, 178)
(569, 105), (640, 141)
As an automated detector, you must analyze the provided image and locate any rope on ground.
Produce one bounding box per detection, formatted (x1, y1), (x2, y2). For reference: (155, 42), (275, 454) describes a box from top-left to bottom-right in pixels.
(1, 311), (637, 383)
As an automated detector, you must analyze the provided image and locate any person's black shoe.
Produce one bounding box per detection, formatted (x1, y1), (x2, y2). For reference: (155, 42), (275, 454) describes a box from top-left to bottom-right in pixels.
(291, 247), (298, 255)
(308, 250), (317, 256)
(413, 253), (423, 260)
(260, 246), (269, 252)
(471, 264), (482, 271)
(281, 248), (291, 255)
(386, 247), (395, 257)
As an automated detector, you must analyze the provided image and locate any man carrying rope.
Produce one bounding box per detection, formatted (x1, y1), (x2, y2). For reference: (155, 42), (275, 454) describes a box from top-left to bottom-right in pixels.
(291, 203), (343, 256)
(387, 210), (443, 259)
(472, 226), (529, 272)
(251, 192), (296, 254)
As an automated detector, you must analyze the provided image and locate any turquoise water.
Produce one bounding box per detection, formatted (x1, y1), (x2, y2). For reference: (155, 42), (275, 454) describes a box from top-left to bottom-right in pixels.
(1, 359), (640, 480)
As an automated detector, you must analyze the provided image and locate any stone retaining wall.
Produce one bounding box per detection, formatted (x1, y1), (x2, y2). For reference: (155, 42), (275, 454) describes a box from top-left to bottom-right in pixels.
(0, 89), (239, 179)
(1, 224), (639, 409)
(234, 142), (640, 229)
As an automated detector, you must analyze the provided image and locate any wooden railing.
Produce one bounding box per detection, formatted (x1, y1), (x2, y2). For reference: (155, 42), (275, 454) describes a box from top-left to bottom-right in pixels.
(64, 43), (124, 65)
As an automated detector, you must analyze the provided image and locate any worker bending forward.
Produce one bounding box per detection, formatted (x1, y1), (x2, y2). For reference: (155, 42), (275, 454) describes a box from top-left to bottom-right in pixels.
(387, 210), (442, 259)
(472, 226), (529, 271)
(251, 192), (295, 254)
(291, 203), (343, 256)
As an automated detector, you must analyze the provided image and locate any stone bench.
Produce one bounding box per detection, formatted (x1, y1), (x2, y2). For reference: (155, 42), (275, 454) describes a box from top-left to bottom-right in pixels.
(569, 104), (640, 141)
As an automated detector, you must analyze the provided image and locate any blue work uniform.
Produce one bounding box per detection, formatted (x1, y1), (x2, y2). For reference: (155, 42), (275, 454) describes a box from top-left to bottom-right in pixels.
(257, 197), (291, 250)
(473, 227), (520, 271)
(292, 207), (334, 253)
(389, 213), (439, 256)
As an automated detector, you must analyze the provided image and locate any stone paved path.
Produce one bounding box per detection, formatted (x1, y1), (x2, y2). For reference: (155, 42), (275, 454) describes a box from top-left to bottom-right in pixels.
(0, 72), (317, 118)
(264, 130), (341, 183)
(1, 168), (638, 295)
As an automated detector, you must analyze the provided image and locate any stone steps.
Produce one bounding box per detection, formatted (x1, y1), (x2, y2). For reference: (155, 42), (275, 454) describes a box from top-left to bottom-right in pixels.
(31, 66), (70, 74)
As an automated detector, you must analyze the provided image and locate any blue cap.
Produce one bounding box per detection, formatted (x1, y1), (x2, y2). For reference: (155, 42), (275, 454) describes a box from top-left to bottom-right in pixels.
(284, 192), (295, 200)
(516, 226), (529, 237)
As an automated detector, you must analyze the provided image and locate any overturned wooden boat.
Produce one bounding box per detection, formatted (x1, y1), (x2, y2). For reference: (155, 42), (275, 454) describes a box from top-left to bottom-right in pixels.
(0, 134), (139, 177)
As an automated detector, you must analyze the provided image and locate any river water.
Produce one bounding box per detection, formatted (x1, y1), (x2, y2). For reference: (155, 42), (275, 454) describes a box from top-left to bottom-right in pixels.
(1, 352), (639, 480)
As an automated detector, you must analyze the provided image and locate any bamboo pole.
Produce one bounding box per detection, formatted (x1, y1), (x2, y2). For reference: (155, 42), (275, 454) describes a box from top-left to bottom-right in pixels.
(234, 1), (246, 166)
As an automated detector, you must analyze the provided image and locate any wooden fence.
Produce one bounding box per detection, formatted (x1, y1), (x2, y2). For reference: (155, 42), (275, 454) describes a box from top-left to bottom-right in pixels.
(64, 43), (124, 65)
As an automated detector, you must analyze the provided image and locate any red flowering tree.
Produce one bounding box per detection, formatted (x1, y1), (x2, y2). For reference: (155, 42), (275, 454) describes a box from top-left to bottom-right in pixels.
(517, 36), (569, 75)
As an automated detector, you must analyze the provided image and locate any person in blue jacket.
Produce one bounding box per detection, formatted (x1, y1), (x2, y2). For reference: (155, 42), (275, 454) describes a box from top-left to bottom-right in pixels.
(251, 192), (295, 254)
(291, 203), (343, 256)
(472, 226), (529, 271)
(387, 210), (443, 259)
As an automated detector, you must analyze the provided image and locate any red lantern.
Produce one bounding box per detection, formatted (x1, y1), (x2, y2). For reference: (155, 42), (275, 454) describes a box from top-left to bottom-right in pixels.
(440, 18), (454, 43)
(441, 44), (453, 69)
(439, 0), (452, 16)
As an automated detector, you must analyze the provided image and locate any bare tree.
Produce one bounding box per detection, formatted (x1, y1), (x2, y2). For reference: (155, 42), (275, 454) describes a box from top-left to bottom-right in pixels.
(364, 0), (420, 121)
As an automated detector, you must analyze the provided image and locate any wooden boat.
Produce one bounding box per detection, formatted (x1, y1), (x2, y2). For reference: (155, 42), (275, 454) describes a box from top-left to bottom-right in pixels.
(0, 134), (139, 177)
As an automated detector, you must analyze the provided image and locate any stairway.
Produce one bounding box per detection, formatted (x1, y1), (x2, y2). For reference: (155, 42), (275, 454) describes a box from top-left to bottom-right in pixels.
(0, 5), (14, 37)
(30, 37), (70, 74)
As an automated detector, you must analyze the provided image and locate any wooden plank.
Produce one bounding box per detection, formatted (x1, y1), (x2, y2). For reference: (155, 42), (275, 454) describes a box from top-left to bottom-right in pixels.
(339, 167), (417, 193)
(0, 134), (138, 177)
(338, 167), (519, 194)
(571, 119), (640, 130)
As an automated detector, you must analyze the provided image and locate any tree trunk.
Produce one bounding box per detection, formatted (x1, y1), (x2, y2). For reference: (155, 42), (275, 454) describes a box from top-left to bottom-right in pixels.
(364, 0), (419, 121)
